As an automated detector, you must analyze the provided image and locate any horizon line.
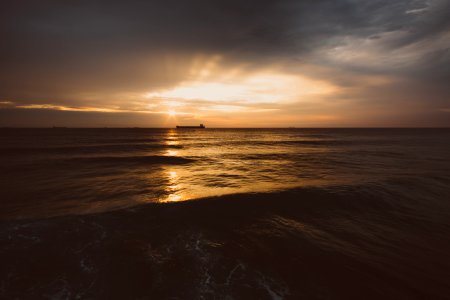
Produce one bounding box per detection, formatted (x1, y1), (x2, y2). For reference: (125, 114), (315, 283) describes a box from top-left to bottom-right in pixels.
(1, 126), (449, 129)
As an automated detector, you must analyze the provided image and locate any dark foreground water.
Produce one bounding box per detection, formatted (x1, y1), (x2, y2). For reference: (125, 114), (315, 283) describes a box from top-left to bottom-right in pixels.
(1, 128), (449, 299)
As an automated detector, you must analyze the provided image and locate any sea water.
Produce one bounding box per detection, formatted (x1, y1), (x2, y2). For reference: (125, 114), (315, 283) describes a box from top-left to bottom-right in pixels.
(0, 128), (449, 299)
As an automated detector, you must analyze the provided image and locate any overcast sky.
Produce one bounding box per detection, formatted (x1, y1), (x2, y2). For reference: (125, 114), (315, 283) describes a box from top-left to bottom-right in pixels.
(1, 0), (449, 127)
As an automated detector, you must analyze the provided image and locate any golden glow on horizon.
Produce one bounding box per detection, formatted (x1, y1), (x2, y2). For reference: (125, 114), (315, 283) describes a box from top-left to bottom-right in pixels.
(6, 59), (341, 126)
(145, 72), (335, 104)
(0, 101), (14, 105)
(16, 104), (123, 112)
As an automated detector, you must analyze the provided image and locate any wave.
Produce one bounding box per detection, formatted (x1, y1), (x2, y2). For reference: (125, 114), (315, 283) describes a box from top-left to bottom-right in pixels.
(1, 183), (449, 299)
(0, 143), (182, 155)
(205, 139), (409, 148)
(64, 155), (195, 165)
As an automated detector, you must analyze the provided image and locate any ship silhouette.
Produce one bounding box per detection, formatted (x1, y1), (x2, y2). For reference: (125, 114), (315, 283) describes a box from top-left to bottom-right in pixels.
(176, 124), (205, 129)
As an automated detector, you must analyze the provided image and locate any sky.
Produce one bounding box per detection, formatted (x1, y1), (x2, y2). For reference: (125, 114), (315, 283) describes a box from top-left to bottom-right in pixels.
(1, 0), (449, 127)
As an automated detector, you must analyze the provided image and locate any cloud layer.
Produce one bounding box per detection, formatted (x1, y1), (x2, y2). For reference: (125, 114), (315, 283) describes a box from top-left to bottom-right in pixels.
(1, 0), (449, 126)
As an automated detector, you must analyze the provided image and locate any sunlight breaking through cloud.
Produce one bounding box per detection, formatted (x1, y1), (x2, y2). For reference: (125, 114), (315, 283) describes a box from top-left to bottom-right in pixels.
(145, 72), (335, 105)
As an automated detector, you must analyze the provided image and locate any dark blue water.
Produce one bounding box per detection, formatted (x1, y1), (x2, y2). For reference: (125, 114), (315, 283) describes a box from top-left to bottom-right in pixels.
(0, 128), (449, 299)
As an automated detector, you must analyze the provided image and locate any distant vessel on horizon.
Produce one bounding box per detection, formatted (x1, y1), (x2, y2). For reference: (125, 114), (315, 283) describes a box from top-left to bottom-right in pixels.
(176, 124), (205, 129)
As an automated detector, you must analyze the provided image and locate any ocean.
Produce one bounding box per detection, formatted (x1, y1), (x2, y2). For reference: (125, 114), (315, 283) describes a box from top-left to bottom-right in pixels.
(0, 128), (449, 299)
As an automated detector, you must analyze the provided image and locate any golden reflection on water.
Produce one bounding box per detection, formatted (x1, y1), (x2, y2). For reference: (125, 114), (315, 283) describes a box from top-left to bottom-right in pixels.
(164, 130), (179, 156)
(165, 129), (179, 145)
(157, 128), (339, 204)
(161, 129), (186, 202)
(167, 194), (183, 202)
(165, 149), (179, 156)
(166, 140), (179, 146)
(163, 169), (186, 202)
